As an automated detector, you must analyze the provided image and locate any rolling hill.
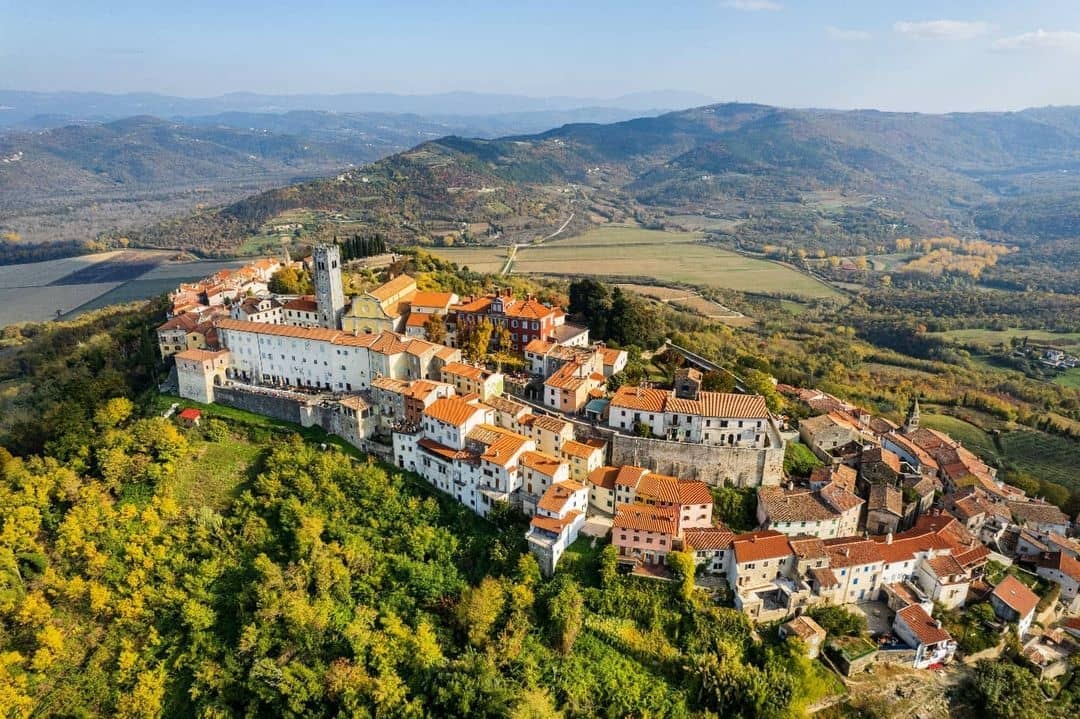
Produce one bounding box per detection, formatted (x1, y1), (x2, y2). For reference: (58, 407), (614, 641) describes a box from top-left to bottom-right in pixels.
(124, 102), (1080, 261)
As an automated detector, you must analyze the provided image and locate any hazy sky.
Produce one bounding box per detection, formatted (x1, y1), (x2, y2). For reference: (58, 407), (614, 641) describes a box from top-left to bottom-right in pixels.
(2, 0), (1080, 112)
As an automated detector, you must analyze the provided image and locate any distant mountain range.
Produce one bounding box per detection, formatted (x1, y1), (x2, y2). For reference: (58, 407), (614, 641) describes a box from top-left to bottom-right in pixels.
(126, 102), (1080, 255)
(0, 89), (714, 129)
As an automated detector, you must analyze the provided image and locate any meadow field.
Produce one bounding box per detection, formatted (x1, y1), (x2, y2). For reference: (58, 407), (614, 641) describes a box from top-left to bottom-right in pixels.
(430, 226), (842, 299)
(931, 327), (1080, 352)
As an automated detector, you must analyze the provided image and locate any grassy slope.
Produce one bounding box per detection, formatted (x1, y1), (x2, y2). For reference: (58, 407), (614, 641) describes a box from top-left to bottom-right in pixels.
(430, 226), (842, 299)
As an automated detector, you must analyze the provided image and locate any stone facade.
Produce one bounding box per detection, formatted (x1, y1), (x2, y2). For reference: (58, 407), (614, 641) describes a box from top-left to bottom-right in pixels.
(610, 433), (784, 487)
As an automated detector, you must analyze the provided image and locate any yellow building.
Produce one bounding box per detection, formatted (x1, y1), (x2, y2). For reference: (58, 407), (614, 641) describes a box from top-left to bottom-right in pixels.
(342, 274), (417, 334)
(440, 361), (504, 401)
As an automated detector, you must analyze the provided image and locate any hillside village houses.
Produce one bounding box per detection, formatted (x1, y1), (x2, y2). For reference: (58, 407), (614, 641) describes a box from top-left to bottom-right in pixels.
(160, 245), (1080, 668)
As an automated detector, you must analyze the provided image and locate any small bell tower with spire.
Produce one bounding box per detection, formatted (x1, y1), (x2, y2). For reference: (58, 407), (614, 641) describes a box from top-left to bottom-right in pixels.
(903, 396), (921, 434)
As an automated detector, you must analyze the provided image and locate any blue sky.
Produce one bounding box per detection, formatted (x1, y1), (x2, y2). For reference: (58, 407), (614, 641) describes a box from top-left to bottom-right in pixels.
(2, 0), (1079, 111)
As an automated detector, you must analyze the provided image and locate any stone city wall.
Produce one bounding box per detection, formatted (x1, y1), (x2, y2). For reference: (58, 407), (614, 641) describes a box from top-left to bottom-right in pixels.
(610, 434), (784, 487)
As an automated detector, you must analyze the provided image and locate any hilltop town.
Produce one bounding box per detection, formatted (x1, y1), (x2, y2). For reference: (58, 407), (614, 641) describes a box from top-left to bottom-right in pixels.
(157, 244), (1080, 684)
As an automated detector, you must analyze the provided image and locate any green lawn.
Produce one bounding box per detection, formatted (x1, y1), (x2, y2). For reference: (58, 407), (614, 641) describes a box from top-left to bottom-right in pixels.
(918, 412), (999, 459)
(167, 435), (263, 510)
(1053, 367), (1080, 389)
(431, 226), (842, 299)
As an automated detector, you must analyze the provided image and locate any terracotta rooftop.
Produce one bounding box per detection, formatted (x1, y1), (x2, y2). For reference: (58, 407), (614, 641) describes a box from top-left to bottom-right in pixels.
(521, 451), (566, 477)
(545, 360), (592, 391)
(417, 437), (475, 462)
(524, 337), (557, 355)
(560, 439), (599, 459)
(1036, 551), (1080, 583)
(926, 554), (966, 580)
(819, 483), (864, 514)
(824, 537), (884, 567)
(469, 425), (530, 468)
(530, 511), (582, 535)
(610, 385), (668, 413)
(789, 535), (828, 561)
(587, 465), (620, 490)
(896, 604), (952, 646)
(1007, 501), (1070, 527)
(665, 391), (769, 419)
(732, 530), (793, 564)
(532, 414), (572, 434)
(485, 395), (528, 416)
(537, 480), (586, 514)
(424, 396), (487, 426)
(783, 615), (827, 641)
(810, 566), (840, 588)
(810, 464), (858, 493)
(992, 575), (1040, 618)
(599, 346), (626, 365)
(862, 446), (902, 474)
(873, 531), (951, 564)
(441, 362), (490, 381)
(614, 465), (650, 489)
(868, 483), (904, 517)
(758, 486), (839, 523)
(613, 503), (679, 535)
(367, 274), (416, 302)
(282, 297), (318, 313)
(409, 290), (456, 309)
(683, 527), (735, 551)
(175, 348), (229, 362)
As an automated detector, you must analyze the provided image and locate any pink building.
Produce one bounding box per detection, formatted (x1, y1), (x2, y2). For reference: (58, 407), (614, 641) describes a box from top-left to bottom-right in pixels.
(612, 503), (680, 566)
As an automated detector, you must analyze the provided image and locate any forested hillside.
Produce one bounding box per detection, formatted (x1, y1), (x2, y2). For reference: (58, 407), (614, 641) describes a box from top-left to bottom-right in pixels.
(117, 103), (1080, 291)
(0, 304), (843, 718)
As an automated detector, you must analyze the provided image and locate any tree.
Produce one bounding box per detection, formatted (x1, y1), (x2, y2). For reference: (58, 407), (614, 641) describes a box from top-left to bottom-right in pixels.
(701, 371), (736, 393)
(711, 485), (757, 532)
(965, 660), (1047, 719)
(268, 267), (312, 295)
(598, 545), (618, 588)
(807, 605), (866, 637)
(456, 576), (505, 647)
(568, 279), (612, 339)
(424, 314), (448, 344)
(742, 369), (782, 413)
(783, 442), (823, 477)
(547, 579), (583, 654)
(667, 550), (696, 601)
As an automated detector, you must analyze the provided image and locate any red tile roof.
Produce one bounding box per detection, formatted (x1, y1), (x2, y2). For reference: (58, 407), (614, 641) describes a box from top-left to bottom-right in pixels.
(537, 480), (586, 514)
(1037, 552), (1080, 583)
(175, 348), (229, 362)
(561, 439), (600, 459)
(992, 575), (1040, 618)
(409, 291), (455, 309)
(683, 527), (735, 551)
(732, 530), (792, 564)
(367, 274), (416, 301)
(521, 451), (565, 477)
(610, 385), (668, 413)
(896, 604), (952, 646)
(177, 408), (201, 420)
(824, 537), (884, 567)
(613, 504), (679, 535)
(587, 465), (620, 490)
(424, 397), (487, 426)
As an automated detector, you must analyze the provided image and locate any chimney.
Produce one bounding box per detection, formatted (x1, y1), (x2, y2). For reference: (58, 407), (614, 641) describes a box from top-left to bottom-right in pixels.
(935, 620), (942, 629)
(885, 531), (893, 545)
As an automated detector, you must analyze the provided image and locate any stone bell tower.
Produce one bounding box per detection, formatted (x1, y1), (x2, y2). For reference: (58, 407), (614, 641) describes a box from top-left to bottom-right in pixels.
(312, 244), (345, 329)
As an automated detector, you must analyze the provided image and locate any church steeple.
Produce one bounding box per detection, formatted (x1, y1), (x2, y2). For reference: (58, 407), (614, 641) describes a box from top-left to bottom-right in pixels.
(903, 397), (921, 434)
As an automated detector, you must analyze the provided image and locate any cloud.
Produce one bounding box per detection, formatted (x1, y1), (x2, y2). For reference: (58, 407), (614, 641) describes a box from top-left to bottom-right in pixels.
(992, 29), (1080, 52)
(825, 26), (871, 41)
(894, 20), (989, 40)
(721, 0), (782, 11)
